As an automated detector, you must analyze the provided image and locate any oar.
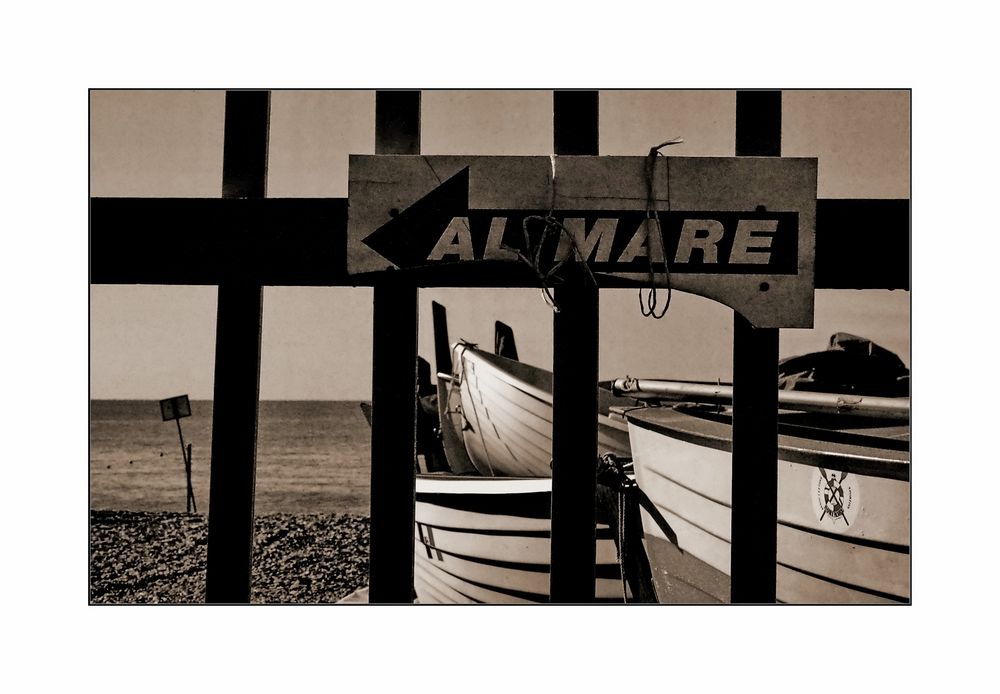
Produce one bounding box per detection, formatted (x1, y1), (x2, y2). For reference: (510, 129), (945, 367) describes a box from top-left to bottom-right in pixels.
(611, 378), (909, 420)
(431, 301), (452, 375)
(428, 300), (478, 475)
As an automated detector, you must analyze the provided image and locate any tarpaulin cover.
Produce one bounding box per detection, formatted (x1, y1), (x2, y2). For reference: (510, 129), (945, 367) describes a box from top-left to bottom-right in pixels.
(777, 332), (909, 397)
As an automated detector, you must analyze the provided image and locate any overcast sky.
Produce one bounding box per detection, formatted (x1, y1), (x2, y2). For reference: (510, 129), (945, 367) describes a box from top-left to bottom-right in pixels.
(90, 90), (909, 400)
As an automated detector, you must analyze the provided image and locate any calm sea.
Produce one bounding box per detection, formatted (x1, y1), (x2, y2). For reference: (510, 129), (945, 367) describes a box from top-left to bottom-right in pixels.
(90, 401), (372, 515)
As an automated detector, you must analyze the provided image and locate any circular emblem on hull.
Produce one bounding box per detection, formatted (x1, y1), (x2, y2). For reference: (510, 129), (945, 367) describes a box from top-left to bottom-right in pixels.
(811, 467), (859, 528)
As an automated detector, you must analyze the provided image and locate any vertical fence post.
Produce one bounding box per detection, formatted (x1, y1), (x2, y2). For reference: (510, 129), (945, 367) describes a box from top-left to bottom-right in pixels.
(550, 90), (600, 603)
(730, 90), (781, 603)
(205, 90), (269, 603)
(368, 91), (420, 603)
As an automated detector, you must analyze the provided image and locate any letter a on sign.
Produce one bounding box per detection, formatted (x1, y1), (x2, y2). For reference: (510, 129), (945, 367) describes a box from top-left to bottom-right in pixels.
(427, 218), (475, 261)
(675, 219), (725, 264)
(618, 223), (665, 263)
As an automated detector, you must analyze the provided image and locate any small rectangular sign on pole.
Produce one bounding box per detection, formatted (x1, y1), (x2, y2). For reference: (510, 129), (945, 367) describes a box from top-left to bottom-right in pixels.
(160, 394), (196, 513)
(160, 394), (192, 422)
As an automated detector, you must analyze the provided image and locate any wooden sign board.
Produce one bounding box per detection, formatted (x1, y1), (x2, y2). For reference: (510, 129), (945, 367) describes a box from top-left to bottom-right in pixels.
(160, 394), (192, 422)
(347, 155), (816, 328)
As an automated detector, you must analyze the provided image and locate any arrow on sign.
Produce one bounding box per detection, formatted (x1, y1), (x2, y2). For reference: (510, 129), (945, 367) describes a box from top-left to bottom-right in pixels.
(360, 164), (799, 276)
(362, 167), (479, 269)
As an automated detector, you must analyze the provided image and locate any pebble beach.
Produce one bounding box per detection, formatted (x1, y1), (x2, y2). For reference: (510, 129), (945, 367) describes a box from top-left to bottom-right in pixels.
(90, 510), (370, 604)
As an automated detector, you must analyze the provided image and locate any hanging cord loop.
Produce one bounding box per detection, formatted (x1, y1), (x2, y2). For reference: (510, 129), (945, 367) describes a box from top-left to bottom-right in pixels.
(639, 138), (683, 319)
(504, 155), (597, 313)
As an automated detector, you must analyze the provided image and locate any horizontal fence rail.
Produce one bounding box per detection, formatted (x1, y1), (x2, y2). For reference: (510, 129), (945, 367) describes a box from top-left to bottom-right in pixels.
(90, 197), (909, 290)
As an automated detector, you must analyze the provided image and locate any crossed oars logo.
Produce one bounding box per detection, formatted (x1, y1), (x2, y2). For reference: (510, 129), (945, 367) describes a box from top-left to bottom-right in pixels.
(818, 468), (850, 525)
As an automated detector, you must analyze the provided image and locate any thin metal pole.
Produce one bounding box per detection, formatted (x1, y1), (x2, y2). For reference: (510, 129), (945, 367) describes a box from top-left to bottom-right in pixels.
(730, 90), (781, 603)
(175, 418), (190, 513)
(368, 90), (420, 603)
(186, 443), (197, 514)
(205, 90), (269, 604)
(549, 90), (600, 603)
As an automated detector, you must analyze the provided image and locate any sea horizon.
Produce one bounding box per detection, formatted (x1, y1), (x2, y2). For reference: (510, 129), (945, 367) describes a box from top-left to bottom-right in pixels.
(90, 399), (373, 515)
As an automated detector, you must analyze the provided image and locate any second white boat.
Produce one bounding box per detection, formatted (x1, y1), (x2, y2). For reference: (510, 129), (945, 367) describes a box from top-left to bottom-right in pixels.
(414, 475), (630, 603)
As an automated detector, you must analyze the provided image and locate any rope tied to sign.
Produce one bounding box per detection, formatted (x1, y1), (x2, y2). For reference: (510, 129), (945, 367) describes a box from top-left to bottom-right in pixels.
(503, 155), (597, 313)
(639, 138), (683, 319)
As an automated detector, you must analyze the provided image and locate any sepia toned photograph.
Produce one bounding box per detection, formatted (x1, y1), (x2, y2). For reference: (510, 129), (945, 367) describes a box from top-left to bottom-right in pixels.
(89, 89), (910, 605)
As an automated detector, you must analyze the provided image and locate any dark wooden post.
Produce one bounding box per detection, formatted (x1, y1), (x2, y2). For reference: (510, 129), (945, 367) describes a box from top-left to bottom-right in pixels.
(730, 90), (781, 603)
(368, 91), (420, 603)
(553, 91), (600, 156)
(205, 91), (269, 603)
(549, 90), (600, 603)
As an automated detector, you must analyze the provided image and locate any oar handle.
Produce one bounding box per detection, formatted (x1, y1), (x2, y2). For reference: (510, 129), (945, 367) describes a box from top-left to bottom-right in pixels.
(612, 378), (910, 420)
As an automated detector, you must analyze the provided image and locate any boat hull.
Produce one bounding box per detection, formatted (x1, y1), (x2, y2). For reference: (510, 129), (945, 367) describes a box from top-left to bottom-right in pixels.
(624, 406), (910, 604)
(414, 475), (629, 604)
(453, 344), (631, 477)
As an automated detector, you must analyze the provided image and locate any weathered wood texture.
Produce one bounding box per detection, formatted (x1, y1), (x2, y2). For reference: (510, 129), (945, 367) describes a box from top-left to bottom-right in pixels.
(345, 154), (817, 328)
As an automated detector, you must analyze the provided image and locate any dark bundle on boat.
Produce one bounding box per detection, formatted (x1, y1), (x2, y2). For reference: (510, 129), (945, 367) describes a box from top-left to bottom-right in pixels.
(417, 356), (451, 473)
(777, 332), (909, 397)
(363, 357), (453, 473)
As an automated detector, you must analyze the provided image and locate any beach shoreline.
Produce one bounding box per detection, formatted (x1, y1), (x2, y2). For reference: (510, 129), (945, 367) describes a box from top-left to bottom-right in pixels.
(90, 510), (370, 604)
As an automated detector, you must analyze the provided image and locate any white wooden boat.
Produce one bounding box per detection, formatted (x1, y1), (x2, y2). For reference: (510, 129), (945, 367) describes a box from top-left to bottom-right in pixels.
(411, 317), (640, 604)
(446, 343), (632, 477)
(620, 403), (910, 603)
(414, 475), (630, 603)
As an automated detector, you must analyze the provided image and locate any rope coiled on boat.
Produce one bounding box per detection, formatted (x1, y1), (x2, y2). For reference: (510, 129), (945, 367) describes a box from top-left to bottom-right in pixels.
(597, 452), (635, 601)
(596, 452), (665, 603)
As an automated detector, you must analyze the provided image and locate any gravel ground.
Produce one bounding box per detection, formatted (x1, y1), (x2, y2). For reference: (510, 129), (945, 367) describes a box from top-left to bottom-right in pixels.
(90, 510), (370, 604)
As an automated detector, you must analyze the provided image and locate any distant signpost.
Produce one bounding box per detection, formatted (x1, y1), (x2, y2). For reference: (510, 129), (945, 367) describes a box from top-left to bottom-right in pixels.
(160, 394), (196, 514)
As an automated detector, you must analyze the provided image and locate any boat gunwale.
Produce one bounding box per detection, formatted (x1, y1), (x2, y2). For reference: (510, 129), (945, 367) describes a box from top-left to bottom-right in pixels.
(622, 405), (910, 481)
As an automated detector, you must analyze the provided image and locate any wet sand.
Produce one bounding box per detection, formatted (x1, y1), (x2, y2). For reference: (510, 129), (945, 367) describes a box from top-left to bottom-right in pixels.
(90, 510), (370, 604)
